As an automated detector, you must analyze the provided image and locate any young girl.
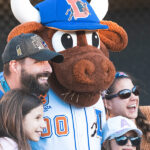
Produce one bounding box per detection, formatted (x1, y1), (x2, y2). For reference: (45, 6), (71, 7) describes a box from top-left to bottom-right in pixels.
(0, 89), (46, 150)
(102, 116), (142, 150)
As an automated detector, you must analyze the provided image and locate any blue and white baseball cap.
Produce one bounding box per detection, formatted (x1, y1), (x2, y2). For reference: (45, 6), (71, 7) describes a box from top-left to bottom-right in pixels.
(102, 116), (143, 143)
(35, 0), (108, 31)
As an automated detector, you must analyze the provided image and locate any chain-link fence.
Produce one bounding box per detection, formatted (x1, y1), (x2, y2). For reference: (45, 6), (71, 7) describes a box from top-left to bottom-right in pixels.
(105, 0), (150, 105)
(0, 0), (150, 105)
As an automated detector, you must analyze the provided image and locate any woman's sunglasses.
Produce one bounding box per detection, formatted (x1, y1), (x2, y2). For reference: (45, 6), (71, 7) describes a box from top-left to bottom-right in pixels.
(105, 86), (139, 100)
(115, 136), (141, 146)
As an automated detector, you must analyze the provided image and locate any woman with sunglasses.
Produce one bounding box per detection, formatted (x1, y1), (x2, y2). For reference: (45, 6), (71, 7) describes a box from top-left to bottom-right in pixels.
(102, 71), (150, 150)
(102, 71), (140, 121)
(102, 116), (142, 150)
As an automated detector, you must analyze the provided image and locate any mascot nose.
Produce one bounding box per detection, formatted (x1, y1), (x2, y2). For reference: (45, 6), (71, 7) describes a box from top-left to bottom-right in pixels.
(73, 59), (95, 84)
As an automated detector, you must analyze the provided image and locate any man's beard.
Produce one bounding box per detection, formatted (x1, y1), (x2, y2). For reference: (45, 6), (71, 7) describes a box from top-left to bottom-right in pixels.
(20, 69), (51, 95)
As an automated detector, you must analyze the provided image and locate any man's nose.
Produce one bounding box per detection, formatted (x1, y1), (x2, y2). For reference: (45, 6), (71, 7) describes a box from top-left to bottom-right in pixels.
(43, 61), (52, 73)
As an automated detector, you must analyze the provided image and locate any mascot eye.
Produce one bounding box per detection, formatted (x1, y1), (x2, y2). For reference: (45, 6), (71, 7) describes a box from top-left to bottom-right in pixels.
(52, 31), (77, 52)
(85, 32), (100, 48)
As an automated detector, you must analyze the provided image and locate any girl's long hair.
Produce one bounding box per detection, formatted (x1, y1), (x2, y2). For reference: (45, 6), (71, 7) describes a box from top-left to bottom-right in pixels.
(0, 89), (43, 150)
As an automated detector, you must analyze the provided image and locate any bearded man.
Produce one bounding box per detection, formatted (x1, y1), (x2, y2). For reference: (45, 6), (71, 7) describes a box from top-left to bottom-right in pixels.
(0, 33), (64, 98)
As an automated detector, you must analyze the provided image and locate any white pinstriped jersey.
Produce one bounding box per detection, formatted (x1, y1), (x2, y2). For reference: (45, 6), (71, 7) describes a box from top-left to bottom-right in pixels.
(30, 89), (106, 150)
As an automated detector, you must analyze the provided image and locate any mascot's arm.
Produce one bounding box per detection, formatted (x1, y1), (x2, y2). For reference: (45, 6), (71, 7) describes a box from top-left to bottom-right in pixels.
(98, 21), (128, 52)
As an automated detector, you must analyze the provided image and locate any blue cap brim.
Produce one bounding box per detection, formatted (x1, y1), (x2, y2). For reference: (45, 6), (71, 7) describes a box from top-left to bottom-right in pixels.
(29, 49), (64, 63)
(44, 22), (108, 31)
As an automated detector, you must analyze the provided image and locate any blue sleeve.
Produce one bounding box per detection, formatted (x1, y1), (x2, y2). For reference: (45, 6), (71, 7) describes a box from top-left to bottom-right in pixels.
(0, 90), (4, 99)
(0, 72), (4, 99)
(0, 72), (4, 98)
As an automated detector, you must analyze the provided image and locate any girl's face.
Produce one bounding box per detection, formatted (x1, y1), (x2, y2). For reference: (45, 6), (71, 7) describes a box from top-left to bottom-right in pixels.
(104, 78), (139, 120)
(23, 104), (46, 141)
(110, 131), (139, 150)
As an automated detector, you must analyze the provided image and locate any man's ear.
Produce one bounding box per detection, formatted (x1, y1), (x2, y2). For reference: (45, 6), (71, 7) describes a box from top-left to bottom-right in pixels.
(9, 60), (21, 74)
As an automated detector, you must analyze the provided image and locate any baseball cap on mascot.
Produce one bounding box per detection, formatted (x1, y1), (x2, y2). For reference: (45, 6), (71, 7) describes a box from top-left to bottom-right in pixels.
(35, 0), (108, 31)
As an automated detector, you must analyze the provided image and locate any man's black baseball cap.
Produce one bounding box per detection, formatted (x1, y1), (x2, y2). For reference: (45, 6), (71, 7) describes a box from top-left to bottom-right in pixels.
(2, 33), (64, 64)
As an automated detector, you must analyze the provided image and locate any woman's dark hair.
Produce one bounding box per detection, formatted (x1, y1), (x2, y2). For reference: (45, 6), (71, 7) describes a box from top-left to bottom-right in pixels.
(136, 108), (150, 141)
(103, 71), (150, 142)
(0, 89), (43, 150)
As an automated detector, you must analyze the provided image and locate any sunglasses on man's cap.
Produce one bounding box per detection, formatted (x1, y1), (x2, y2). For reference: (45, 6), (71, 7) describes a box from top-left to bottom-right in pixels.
(105, 86), (139, 100)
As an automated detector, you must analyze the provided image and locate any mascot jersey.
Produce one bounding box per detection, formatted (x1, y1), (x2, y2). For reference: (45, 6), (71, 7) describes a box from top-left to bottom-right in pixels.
(30, 89), (106, 150)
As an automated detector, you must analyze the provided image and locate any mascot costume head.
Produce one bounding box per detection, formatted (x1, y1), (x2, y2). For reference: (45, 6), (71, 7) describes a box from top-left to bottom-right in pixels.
(8, 0), (128, 107)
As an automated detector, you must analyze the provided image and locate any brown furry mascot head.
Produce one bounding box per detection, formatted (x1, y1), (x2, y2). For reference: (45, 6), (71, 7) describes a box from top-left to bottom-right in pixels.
(7, 0), (128, 107)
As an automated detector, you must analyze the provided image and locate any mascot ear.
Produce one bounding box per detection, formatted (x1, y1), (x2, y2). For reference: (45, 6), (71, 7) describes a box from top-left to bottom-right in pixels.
(98, 21), (128, 52)
(7, 22), (44, 42)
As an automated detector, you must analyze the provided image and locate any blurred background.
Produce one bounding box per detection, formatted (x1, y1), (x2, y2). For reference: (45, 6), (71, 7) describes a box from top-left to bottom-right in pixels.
(0, 0), (150, 105)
